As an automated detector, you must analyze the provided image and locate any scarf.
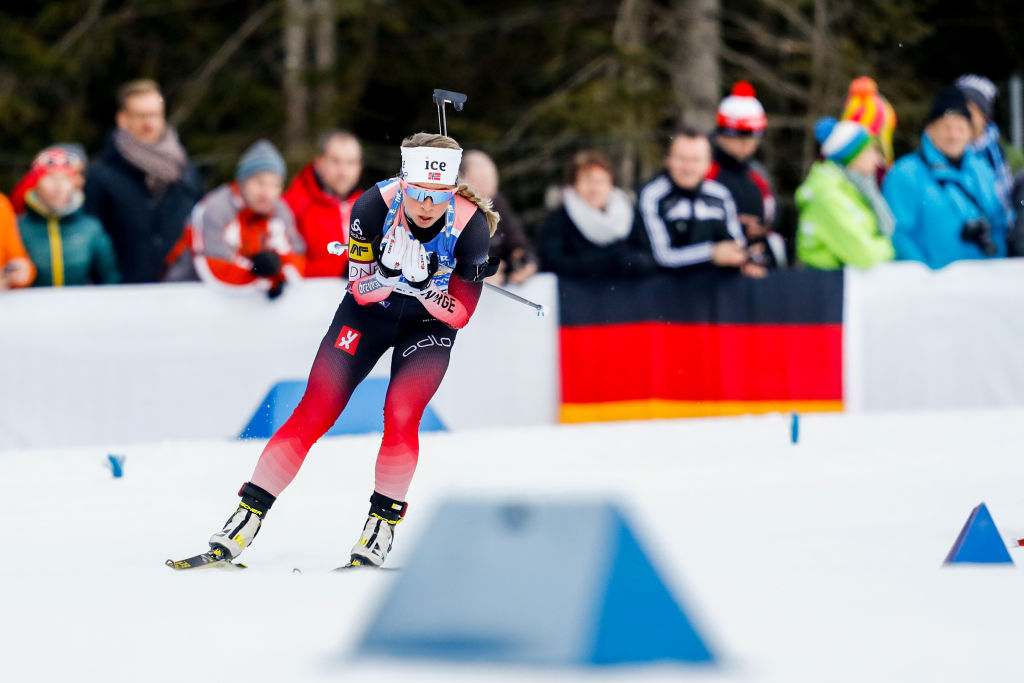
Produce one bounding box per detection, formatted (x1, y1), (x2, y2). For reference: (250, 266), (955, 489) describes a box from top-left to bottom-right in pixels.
(113, 127), (188, 196)
(970, 122), (1014, 226)
(562, 186), (634, 246)
(842, 166), (895, 238)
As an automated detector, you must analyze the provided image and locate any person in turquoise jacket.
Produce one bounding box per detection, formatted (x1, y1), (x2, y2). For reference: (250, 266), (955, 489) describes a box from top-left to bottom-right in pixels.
(18, 146), (120, 287)
(882, 86), (1007, 269)
(796, 118), (895, 269)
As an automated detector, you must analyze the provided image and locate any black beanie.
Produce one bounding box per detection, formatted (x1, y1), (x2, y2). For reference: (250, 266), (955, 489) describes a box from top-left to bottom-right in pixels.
(926, 85), (971, 125)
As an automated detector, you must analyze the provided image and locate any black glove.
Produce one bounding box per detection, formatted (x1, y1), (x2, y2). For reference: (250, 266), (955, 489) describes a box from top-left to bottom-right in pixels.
(251, 251), (282, 278)
(267, 280), (285, 300)
(405, 251), (439, 290)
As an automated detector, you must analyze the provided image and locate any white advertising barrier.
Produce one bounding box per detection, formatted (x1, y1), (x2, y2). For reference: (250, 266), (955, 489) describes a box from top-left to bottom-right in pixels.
(843, 258), (1024, 412)
(0, 277), (560, 449)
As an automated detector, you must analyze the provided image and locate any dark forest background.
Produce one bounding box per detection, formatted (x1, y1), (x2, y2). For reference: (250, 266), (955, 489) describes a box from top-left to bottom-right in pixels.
(1, 0), (1021, 238)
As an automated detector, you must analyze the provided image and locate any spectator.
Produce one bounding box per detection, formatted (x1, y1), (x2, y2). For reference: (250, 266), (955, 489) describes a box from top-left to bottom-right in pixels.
(458, 150), (537, 284)
(10, 143), (88, 215)
(18, 146), (120, 287)
(1011, 171), (1024, 257)
(0, 193), (35, 290)
(796, 119), (895, 270)
(841, 76), (898, 170)
(708, 81), (786, 268)
(283, 130), (363, 278)
(638, 128), (763, 277)
(538, 151), (653, 279)
(166, 140), (305, 299)
(956, 74), (1024, 228)
(882, 86), (1008, 269)
(84, 79), (203, 283)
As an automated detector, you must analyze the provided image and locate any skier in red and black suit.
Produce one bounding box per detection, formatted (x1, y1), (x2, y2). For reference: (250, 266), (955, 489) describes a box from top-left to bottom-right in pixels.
(185, 132), (497, 569)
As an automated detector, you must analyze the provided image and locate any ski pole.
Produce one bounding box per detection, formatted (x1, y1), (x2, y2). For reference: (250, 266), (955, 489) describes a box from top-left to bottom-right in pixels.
(483, 282), (545, 316)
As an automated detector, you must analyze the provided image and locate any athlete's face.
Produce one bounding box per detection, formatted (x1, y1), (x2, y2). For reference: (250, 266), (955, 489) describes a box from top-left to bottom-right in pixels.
(403, 182), (454, 227)
(666, 135), (712, 190)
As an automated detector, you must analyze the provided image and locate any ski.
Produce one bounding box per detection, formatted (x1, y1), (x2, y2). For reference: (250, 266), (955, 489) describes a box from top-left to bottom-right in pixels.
(166, 548), (247, 571)
(290, 563), (400, 574)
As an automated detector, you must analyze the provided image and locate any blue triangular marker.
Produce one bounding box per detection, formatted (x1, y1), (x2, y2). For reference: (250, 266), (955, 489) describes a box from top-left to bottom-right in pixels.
(944, 502), (1013, 565)
(589, 511), (714, 664)
(239, 378), (445, 438)
(357, 501), (716, 667)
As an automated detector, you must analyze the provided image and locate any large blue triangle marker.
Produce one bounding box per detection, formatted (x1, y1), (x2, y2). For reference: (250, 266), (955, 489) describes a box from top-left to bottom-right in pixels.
(239, 378), (445, 439)
(944, 502), (1013, 565)
(356, 501), (716, 666)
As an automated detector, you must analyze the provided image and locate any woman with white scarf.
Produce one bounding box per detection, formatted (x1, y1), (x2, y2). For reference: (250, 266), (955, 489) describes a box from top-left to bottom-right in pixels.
(539, 151), (653, 279)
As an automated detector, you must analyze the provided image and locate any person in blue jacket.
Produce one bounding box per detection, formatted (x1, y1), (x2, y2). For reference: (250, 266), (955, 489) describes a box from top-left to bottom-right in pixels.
(882, 85), (1007, 269)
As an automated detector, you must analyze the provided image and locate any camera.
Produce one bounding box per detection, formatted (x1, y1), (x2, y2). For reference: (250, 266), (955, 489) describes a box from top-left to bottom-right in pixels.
(960, 218), (998, 257)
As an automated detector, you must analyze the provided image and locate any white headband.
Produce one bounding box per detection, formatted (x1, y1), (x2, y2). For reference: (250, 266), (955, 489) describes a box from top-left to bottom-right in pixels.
(400, 146), (462, 186)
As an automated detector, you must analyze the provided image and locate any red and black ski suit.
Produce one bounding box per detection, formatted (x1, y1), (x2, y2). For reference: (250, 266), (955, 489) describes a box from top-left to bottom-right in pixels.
(248, 179), (490, 501)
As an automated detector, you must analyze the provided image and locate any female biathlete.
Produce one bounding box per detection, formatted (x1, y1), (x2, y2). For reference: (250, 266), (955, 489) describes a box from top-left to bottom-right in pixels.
(170, 132), (497, 569)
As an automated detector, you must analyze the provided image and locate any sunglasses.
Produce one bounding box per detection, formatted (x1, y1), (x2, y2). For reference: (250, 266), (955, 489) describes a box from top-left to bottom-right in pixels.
(403, 181), (455, 204)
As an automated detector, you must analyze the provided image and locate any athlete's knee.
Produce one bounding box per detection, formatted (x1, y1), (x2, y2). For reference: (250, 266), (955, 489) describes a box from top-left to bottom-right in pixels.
(287, 393), (346, 438)
(382, 400), (425, 435)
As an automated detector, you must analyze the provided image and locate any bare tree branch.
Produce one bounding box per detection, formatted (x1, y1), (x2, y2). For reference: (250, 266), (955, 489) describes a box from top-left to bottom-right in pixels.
(754, 0), (817, 40)
(54, 0), (108, 57)
(719, 45), (810, 104)
(169, 2), (279, 128)
(495, 54), (615, 150)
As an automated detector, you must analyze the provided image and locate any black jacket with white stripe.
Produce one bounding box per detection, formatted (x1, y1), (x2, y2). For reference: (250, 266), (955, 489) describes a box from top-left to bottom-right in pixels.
(637, 172), (744, 268)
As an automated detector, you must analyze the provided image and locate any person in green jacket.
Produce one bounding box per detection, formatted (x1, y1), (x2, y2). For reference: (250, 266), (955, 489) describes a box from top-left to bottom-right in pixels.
(18, 146), (120, 287)
(796, 118), (895, 270)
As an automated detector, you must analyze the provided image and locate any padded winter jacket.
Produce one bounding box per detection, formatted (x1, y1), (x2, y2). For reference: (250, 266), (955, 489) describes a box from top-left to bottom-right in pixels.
(795, 161), (894, 270)
(84, 134), (203, 283)
(882, 133), (1007, 269)
(283, 164), (361, 278)
(0, 193), (35, 286)
(169, 182), (306, 292)
(18, 192), (120, 287)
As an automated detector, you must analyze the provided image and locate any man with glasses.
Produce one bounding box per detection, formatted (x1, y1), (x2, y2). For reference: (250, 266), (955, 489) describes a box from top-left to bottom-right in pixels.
(84, 79), (203, 283)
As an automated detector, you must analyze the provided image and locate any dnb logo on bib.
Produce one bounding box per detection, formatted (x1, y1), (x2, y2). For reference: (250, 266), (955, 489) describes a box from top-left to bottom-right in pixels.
(335, 326), (361, 354)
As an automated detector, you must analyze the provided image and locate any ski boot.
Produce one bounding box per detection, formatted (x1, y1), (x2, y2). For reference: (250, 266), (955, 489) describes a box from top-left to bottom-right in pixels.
(346, 492), (408, 567)
(209, 482), (277, 559)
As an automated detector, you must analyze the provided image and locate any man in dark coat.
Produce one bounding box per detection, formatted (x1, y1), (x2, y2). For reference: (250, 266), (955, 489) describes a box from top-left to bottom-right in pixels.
(85, 79), (203, 283)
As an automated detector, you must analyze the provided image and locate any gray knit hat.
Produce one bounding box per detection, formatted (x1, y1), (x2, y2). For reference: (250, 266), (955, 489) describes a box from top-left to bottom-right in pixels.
(236, 139), (285, 183)
(955, 74), (998, 120)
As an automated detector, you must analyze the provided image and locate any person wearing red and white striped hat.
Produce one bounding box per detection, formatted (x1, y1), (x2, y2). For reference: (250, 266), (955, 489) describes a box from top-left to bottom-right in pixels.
(708, 81), (786, 269)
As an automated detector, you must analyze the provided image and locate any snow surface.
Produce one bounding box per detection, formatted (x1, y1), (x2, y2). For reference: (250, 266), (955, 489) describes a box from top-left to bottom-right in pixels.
(3, 409), (1024, 682)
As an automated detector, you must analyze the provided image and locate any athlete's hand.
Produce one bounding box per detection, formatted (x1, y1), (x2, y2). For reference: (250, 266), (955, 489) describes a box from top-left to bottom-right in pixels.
(402, 242), (439, 290)
(376, 226), (408, 280)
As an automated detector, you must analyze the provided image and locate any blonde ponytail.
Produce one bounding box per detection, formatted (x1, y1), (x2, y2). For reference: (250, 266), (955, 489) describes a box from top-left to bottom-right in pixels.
(456, 183), (500, 236)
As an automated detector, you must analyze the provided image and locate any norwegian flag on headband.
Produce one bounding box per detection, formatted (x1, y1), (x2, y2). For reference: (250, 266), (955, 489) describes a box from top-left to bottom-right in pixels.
(428, 171), (441, 181)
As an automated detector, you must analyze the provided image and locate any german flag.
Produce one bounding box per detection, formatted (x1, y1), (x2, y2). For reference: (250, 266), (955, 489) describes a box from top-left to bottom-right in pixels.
(558, 268), (844, 423)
